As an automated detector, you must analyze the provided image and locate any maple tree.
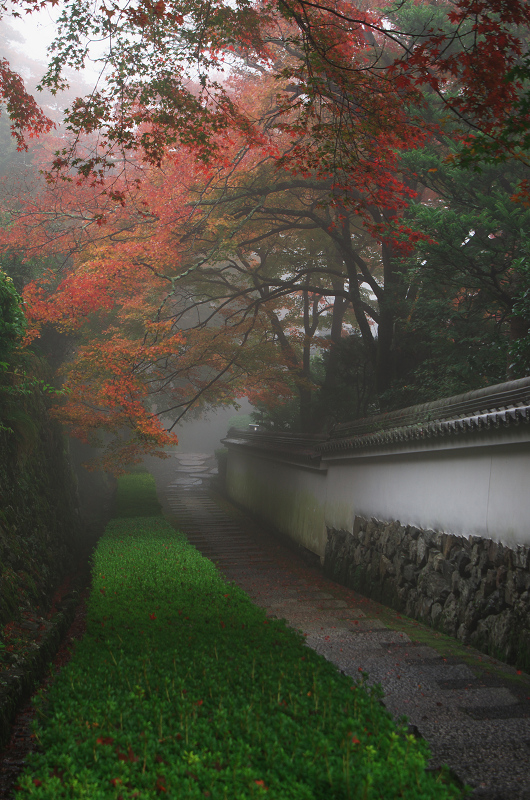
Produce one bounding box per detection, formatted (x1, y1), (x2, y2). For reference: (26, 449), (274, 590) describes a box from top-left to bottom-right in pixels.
(0, 56), (51, 151)
(2, 119), (365, 446)
(275, 0), (530, 163)
(21, 252), (184, 469)
(0, 143), (300, 459)
(1, 0), (530, 460)
(1, 0), (529, 175)
(171, 75), (419, 402)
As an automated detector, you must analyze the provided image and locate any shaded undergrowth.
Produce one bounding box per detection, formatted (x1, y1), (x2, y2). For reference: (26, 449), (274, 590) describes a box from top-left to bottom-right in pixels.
(15, 474), (463, 799)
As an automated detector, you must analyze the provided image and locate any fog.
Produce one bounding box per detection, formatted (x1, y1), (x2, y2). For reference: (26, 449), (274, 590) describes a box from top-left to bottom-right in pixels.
(2, 13), (258, 460)
(162, 398), (254, 455)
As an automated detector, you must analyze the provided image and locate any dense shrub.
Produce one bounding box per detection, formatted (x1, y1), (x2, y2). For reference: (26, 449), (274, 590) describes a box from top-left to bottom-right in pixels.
(0, 269), (26, 365)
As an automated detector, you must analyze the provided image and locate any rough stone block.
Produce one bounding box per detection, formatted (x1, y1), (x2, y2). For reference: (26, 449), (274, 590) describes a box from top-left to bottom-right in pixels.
(490, 609), (514, 655)
(487, 540), (505, 568)
(504, 572), (517, 606)
(442, 534), (458, 558)
(361, 528), (372, 547)
(418, 569), (450, 605)
(405, 589), (418, 618)
(458, 579), (474, 606)
(516, 568), (527, 593)
(463, 600), (483, 631)
(432, 530), (444, 549)
(352, 516), (363, 537)
(441, 598), (458, 637)
(393, 553), (403, 577)
(456, 622), (470, 643)
(516, 545), (530, 571)
(478, 569), (496, 600)
(454, 550), (471, 577)
(386, 532), (399, 560)
(503, 547), (515, 569)
(470, 615), (493, 649)
(323, 518), (530, 671)
(380, 527), (390, 552)
(379, 554), (394, 580)
(477, 548), (491, 573)
(416, 537), (429, 567)
(431, 552), (445, 573)
(418, 595), (433, 620)
(441, 558), (454, 582)
(408, 539), (417, 563)
(483, 589), (506, 617)
(431, 602), (443, 627)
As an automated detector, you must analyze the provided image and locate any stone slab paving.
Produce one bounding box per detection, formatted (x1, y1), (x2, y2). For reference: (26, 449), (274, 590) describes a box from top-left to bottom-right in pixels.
(147, 453), (530, 800)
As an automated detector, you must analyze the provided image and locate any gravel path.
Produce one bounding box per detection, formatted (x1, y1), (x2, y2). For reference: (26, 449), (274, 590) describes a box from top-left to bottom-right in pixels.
(148, 452), (530, 800)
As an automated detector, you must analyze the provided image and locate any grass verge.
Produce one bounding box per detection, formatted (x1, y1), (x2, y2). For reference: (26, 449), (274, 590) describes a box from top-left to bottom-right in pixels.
(16, 475), (463, 799)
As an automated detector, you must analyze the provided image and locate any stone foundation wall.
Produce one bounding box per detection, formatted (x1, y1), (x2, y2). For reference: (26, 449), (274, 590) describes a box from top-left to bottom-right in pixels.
(324, 517), (530, 671)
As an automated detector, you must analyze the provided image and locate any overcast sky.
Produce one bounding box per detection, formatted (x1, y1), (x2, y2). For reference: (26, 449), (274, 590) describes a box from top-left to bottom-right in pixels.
(3, 6), (105, 89)
(6, 8), (59, 66)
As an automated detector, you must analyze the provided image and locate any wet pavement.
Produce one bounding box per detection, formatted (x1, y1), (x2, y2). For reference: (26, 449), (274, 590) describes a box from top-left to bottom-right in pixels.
(147, 452), (530, 800)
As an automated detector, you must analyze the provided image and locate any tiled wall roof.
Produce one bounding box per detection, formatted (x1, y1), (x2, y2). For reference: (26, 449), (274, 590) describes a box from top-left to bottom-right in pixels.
(320, 376), (530, 453)
(223, 377), (530, 459)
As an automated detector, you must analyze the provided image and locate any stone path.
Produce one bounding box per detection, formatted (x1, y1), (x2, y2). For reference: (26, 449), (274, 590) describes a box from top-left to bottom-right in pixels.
(148, 452), (530, 800)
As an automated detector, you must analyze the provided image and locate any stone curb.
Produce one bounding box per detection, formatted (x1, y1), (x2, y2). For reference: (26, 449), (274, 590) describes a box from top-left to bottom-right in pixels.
(0, 593), (80, 752)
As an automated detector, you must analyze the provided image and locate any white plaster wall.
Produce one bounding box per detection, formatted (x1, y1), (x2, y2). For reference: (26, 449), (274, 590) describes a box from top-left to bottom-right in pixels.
(225, 427), (530, 553)
(325, 450), (492, 537)
(226, 449), (328, 556)
(484, 446), (530, 546)
(323, 437), (530, 546)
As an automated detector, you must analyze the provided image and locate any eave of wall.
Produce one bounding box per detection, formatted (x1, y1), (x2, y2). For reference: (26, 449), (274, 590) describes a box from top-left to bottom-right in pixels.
(224, 377), (530, 463)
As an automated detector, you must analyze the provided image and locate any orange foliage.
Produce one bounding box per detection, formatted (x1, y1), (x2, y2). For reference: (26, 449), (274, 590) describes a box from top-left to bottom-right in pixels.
(5, 138), (304, 468)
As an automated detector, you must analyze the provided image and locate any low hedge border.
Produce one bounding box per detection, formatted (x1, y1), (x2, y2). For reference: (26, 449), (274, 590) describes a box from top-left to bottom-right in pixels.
(15, 474), (464, 799)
